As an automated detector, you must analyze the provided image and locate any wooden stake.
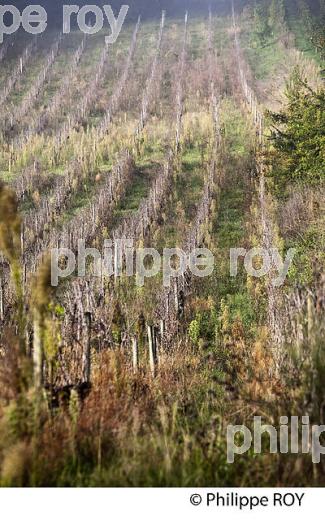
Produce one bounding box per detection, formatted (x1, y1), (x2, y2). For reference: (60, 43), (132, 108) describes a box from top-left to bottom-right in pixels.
(307, 294), (315, 346)
(33, 311), (43, 389)
(0, 272), (4, 321)
(132, 337), (139, 374)
(82, 311), (92, 384)
(147, 325), (157, 377)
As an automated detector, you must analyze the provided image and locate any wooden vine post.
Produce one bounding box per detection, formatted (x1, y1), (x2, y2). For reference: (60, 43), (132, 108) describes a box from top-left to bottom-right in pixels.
(147, 325), (158, 377)
(0, 269), (4, 321)
(33, 310), (43, 389)
(82, 311), (92, 385)
(132, 337), (139, 374)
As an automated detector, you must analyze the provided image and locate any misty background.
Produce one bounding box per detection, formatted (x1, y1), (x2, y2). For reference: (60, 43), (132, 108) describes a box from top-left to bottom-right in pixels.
(12, 0), (235, 24)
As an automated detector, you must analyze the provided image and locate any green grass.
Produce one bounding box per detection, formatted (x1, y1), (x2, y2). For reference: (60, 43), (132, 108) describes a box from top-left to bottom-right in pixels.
(220, 97), (254, 157)
(111, 163), (155, 225)
(240, 21), (288, 80)
(178, 146), (205, 219)
(199, 98), (260, 340)
(285, 9), (325, 67)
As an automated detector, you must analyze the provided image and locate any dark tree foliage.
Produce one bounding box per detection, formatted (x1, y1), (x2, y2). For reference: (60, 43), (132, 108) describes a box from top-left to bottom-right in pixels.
(268, 69), (325, 191)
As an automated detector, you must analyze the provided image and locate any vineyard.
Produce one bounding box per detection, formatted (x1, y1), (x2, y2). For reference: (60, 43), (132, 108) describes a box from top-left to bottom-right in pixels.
(0, 0), (324, 487)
